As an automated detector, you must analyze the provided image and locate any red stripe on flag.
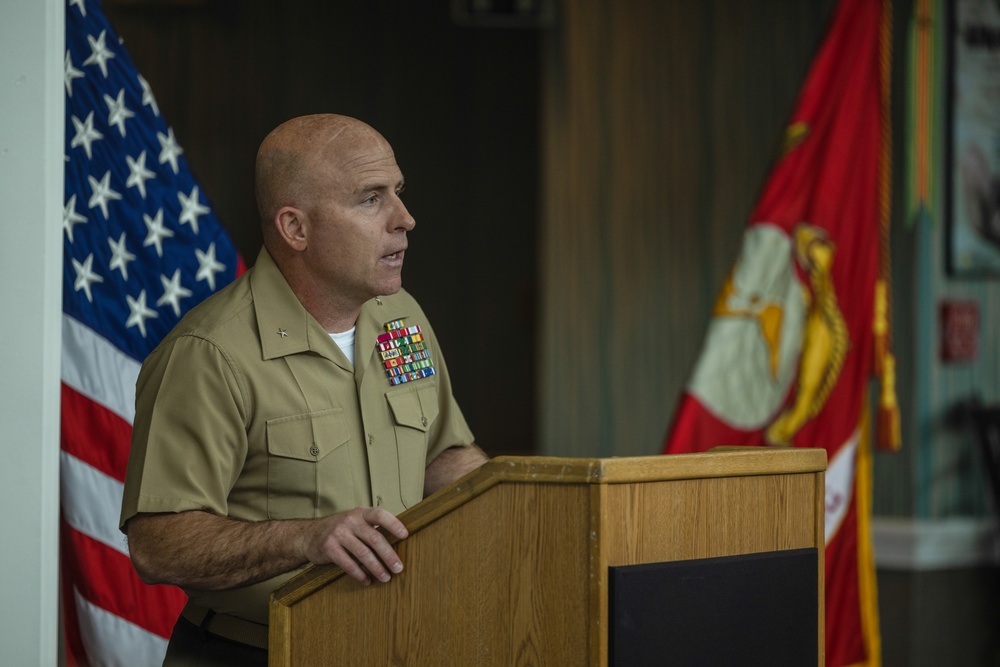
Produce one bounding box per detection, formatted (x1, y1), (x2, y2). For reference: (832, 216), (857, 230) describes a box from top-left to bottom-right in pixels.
(826, 496), (864, 664)
(62, 519), (185, 639)
(61, 384), (132, 483)
(59, 521), (89, 667)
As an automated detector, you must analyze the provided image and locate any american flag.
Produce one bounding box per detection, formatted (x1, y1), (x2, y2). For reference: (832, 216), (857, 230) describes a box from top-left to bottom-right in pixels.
(62, 0), (243, 664)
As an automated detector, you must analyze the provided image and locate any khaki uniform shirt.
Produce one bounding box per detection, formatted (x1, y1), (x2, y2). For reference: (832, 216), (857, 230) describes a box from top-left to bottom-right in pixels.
(120, 247), (475, 624)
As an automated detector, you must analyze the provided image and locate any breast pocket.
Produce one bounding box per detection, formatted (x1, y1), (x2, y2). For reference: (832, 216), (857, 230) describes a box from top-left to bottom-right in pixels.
(386, 384), (439, 507)
(265, 409), (351, 520)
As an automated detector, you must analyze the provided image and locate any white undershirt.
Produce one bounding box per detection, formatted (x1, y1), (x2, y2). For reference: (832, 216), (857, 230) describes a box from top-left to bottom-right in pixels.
(329, 327), (356, 367)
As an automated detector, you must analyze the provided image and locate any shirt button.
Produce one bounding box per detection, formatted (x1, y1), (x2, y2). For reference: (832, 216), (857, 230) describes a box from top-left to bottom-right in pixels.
(376, 496), (382, 506)
(421, 417), (428, 427)
(309, 445), (320, 457)
(368, 434), (374, 446)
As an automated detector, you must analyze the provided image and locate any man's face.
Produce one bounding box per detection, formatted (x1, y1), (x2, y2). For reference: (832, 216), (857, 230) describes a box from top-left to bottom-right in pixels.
(302, 129), (415, 307)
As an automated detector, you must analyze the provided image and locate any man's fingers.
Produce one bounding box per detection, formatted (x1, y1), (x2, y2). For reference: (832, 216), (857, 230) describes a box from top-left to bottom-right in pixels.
(334, 550), (372, 586)
(357, 525), (405, 578)
(320, 513), (405, 583)
(339, 532), (398, 583)
(310, 507), (408, 584)
(365, 507), (409, 540)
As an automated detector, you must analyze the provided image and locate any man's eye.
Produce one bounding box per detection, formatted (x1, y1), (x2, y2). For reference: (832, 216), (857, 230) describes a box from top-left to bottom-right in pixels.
(363, 194), (377, 205)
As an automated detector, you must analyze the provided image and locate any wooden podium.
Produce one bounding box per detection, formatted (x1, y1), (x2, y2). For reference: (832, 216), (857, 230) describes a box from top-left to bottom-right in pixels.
(270, 448), (826, 666)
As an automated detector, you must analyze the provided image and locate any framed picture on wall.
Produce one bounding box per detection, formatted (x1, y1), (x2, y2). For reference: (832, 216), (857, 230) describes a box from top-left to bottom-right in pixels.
(946, 0), (1000, 277)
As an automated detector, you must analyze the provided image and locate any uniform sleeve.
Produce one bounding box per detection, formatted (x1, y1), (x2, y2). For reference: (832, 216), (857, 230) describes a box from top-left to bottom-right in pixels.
(120, 334), (248, 530)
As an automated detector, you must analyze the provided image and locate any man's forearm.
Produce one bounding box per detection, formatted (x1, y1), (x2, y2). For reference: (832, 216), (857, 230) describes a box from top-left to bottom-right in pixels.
(424, 444), (489, 496)
(126, 511), (313, 590)
(126, 504), (410, 590)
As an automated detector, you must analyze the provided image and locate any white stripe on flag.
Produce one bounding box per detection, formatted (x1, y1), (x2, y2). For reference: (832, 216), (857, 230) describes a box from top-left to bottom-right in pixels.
(825, 431), (859, 545)
(61, 450), (129, 556)
(74, 586), (170, 667)
(62, 314), (140, 425)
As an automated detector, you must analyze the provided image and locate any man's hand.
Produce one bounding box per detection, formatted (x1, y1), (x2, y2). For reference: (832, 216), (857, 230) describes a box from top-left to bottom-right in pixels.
(300, 507), (408, 585)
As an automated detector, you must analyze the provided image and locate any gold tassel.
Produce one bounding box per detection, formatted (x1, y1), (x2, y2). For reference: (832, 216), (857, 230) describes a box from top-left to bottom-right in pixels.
(876, 352), (902, 451)
(873, 280), (888, 377)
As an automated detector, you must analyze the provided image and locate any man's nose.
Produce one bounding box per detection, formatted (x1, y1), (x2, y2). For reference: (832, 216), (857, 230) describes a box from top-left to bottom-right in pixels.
(392, 198), (415, 232)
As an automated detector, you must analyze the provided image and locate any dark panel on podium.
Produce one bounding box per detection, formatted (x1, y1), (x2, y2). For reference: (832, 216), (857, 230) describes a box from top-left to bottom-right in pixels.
(609, 548), (818, 667)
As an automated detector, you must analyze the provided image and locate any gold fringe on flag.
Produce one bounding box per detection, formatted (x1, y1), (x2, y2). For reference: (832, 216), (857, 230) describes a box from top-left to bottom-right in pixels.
(855, 397), (883, 666)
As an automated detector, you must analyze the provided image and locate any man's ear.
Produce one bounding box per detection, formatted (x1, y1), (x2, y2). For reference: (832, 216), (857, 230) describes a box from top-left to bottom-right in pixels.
(274, 206), (307, 251)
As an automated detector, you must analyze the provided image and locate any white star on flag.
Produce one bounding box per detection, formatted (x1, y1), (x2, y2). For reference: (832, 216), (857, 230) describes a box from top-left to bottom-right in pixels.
(83, 29), (115, 78)
(65, 51), (84, 97)
(142, 208), (174, 257)
(125, 289), (158, 338)
(72, 254), (104, 303)
(156, 269), (193, 317)
(104, 89), (135, 137)
(195, 242), (226, 291)
(63, 194), (88, 243)
(126, 150), (156, 198)
(138, 73), (160, 116)
(179, 186), (210, 235)
(157, 127), (183, 174)
(107, 231), (136, 280)
(70, 111), (103, 159)
(87, 170), (122, 219)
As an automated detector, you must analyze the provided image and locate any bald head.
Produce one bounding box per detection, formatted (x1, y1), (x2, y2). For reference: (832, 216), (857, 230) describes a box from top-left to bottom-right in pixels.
(255, 114), (391, 248)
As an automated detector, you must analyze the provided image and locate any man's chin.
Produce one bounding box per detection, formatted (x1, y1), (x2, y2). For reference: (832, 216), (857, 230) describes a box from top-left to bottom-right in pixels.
(376, 279), (404, 298)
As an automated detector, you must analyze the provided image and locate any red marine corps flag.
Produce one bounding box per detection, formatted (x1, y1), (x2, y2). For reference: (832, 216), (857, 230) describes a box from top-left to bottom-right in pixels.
(662, 0), (900, 665)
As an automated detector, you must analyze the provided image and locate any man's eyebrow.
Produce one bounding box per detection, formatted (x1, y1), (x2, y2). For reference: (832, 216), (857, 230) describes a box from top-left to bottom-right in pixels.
(353, 181), (390, 194)
(354, 178), (406, 195)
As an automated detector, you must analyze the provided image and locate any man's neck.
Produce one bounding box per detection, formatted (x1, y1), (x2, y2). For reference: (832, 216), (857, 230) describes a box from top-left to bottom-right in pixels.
(298, 286), (361, 333)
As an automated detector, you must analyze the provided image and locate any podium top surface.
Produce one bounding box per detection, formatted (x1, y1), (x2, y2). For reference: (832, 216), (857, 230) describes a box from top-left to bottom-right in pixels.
(481, 448), (826, 484)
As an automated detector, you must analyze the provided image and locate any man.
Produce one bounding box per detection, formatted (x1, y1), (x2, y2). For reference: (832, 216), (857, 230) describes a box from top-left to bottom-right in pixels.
(120, 114), (488, 666)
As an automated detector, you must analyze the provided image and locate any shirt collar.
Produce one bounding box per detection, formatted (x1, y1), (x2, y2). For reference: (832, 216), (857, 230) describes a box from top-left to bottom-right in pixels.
(250, 247), (340, 366)
(250, 247), (385, 375)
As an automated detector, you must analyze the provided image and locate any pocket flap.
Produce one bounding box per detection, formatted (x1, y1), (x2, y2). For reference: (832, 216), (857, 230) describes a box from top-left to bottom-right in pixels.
(386, 385), (439, 432)
(266, 409), (349, 462)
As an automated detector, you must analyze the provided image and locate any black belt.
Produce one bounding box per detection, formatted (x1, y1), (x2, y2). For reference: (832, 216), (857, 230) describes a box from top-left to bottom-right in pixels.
(181, 601), (269, 650)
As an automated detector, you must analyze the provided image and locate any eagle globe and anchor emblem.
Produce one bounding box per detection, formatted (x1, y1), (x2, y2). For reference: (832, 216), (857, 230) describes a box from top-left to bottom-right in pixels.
(687, 222), (854, 540)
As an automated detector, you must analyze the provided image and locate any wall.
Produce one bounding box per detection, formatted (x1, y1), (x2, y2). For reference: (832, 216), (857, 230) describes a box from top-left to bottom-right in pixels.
(0, 0), (63, 664)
